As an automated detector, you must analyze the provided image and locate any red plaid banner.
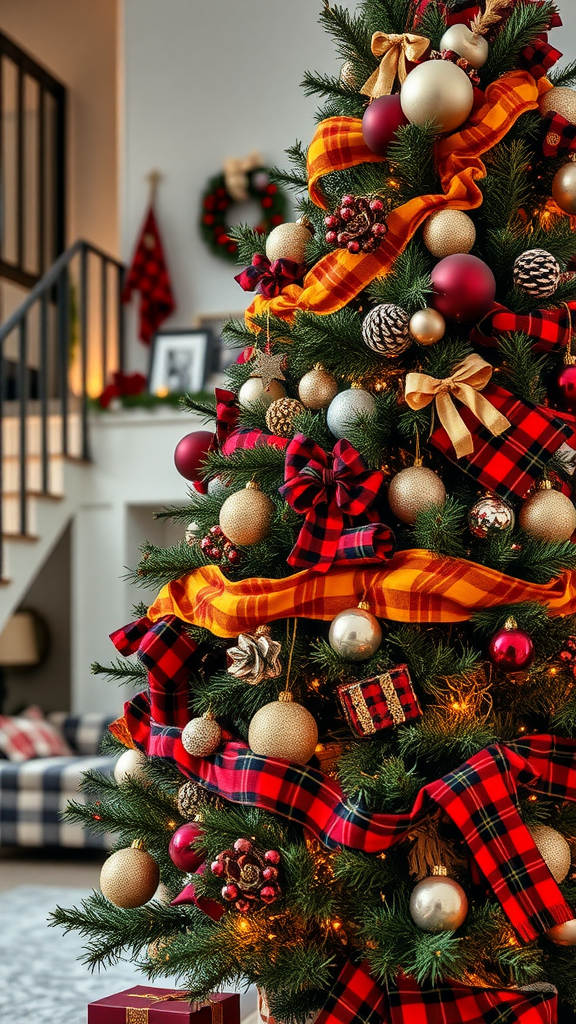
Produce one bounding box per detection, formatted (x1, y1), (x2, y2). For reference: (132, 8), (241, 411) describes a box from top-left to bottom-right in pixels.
(430, 383), (573, 500)
(472, 302), (575, 353)
(121, 206), (175, 345)
(279, 434), (385, 571)
(222, 426), (288, 456)
(151, 734), (576, 941)
(541, 111), (576, 159)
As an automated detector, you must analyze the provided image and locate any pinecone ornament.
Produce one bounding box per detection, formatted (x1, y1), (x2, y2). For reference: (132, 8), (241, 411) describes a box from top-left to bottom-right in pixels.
(177, 780), (225, 817)
(324, 194), (388, 254)
(226, 626), (282, 685)
(513, 249), (561, 299)
(200, 525), (241, 568)
(211, 838), (281, 913)
(265, 397), (305, 438)
(362, 304), (412, 357)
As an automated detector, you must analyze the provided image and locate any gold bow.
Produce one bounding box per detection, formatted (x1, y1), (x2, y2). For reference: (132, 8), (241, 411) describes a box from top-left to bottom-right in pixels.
(361, 32), (430, 99)
(222, 150), (263, 202)
(404, 354), (511, 459)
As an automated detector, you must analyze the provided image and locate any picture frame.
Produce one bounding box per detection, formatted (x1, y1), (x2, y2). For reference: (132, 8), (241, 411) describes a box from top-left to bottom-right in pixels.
(148, 328), (212, 396)
(193, 311), (247, 372)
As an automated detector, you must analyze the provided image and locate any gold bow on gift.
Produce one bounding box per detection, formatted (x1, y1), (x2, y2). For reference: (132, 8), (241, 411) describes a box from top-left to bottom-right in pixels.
(361, 32), (430, 99)
(222, 150), (263, 202)
(404, 354), (511, 459)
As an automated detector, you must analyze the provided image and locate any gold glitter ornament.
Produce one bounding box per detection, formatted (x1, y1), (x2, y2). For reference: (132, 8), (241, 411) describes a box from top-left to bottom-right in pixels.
(519, 480), (576, 543)
(181, 712), (222, 757)
(249, 349), (287, 390)
(422, 209), (476, 258)
(552, 162), (576, 216)
(100, 843), (160, 908)
(238, 376), (286, 410)
(387, 461), (446, 525)
(298, 365), (339, 410)
(219, 481), (274, 546)
(248, 690), (318, 764)
(265, 219), (312, 264)
(528, 824), (572, 884)
(539, 87), (576, 125)
(265, 397), (305, 438)
(409, 308), (446, 346)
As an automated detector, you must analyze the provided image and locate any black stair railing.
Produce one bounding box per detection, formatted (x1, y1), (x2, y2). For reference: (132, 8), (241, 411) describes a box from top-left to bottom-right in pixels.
(0, 240), (125, 576)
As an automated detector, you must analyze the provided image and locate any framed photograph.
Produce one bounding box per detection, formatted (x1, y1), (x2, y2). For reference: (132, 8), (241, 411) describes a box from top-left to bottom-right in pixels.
(148, 328), (211, 395)
(193, 311), (247, 372)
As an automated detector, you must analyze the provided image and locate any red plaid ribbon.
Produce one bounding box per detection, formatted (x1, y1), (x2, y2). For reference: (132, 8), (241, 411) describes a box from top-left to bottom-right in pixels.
(430, 383), (573, 500)
(214, 388), (289, 456)
(519, 36), (562, 79)
(155, 734), (576, 941)
(316, 961), (557, 1024)
(110, 615), (196, 729)
(472, 302), (575, 353)
(279, 434), (386, 571)
(541, 111), (576, 158)
(121, 206), (175, 345)
(234, 254), (302, 298)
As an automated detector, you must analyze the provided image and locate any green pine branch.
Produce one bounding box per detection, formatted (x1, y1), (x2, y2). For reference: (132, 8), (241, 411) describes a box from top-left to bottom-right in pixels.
(91, 659), (147, 686)
(479, 2), (557, 86)
(411, 497), (469, 559)
(227, 224), (268, 263)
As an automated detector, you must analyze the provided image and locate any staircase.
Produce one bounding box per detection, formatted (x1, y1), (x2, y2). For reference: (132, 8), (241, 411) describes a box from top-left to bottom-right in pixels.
(0, 240), (125, 629)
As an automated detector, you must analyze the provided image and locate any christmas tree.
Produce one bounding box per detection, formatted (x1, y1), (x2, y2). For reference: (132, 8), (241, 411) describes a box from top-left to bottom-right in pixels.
(53, 1), (576, 1021)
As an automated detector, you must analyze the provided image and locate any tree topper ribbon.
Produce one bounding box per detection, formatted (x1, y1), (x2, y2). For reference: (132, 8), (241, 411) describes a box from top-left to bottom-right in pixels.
(361, 32), (430, 98)
(234, 253), (302, 298)
(279, 433), (384, 571)
(405, 354), (511, 458)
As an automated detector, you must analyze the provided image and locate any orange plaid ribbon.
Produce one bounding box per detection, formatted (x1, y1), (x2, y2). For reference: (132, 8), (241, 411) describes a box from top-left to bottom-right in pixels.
(245, 71), (547, 328)
(148, 551), (576, 638)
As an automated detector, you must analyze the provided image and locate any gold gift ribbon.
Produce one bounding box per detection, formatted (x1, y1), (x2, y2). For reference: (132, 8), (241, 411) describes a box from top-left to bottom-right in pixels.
(348, 673), (406, 735)
(404, 354), (511, 459)
(361, 32), (430, 99)
(127, 993), (224, 1024)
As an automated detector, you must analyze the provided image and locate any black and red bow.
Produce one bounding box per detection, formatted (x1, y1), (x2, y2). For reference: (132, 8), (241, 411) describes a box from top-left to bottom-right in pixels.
(234, 253), (302, 298)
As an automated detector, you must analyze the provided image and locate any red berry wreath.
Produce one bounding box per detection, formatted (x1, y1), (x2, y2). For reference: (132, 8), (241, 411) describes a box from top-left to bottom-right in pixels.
(199, 167), (288, 263)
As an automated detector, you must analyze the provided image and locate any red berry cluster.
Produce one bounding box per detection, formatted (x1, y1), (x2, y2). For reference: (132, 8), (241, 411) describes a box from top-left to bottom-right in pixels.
(200, 170), (288, 264)
(200, 526), (241, 568)
(430, 49), (481, 85)
(324, 195), (388, 254)
(211, 839), (281, 914)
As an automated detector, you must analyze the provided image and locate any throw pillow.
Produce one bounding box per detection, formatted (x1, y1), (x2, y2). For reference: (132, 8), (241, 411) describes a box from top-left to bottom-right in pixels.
(0, 712), (73, 761)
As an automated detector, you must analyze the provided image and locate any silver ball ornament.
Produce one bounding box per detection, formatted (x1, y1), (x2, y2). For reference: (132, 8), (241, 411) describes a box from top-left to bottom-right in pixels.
(329, 605), (382, 661)
(409, 874), (468, 932)
(439, 25), (489, 68)
(400, 61), (474, 133)
(114, 748), (148, 784)
(409, 308), (446, 346)
(552, 162), (576, 216)
(181, 714), (222, 758)
(238, 377), (286, 410)
(388, 464), (446, 525)
(547, 919), (576, 946)
(326, 389), (376, 440)
(468, 494), (515, 539)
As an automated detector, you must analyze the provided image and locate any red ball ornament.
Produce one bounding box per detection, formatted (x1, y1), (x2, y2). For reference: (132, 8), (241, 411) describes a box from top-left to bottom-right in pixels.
(488, 617), (535, 673)
(168, 822), (206, 872)
(431, 254), (496, 323)
(174, 431), (215, 483)
(362, 95), (408, 157)
(556, 359), (576, 413)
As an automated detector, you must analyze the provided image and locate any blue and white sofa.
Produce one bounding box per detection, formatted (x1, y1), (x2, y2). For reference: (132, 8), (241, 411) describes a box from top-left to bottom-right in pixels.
(0, 712), (116, 848)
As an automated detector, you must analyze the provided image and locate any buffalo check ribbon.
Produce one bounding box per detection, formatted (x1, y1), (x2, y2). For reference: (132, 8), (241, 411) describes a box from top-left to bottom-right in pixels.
(215, 387), (289, 457)
(472, 301), (576, 353)
(279, 434), (387, 571)
(234, 254), (302, 298)
(161, 734), (576, 942)
(244, 71), (547, 326)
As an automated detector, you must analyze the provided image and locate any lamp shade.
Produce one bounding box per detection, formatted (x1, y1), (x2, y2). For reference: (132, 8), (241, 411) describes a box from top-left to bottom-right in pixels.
(0, 611), (41, 666)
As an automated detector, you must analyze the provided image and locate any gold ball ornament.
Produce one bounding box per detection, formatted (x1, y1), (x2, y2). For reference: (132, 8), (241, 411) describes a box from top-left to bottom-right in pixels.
(248, 690), (319, 764)
(422, 209), (476, 258)
(528, 824), (572, 884)
(388, 462), (446, 525)
(329, 602), (382, 661)
(181, 713), (222, 758)
(113, 748), (148, 784)
(547, 918), (576, 946)
(238, 377), (286, 410)
(539, 87), (576, 125)
(439, 25), (489, 68)
(100, 844), (160, 908)
(265, 397), (305, 438)
(298, 365), (339, 410)
(409, 308), (446, 346)
(519, 481), (576, 543)
(552, 162), (576, 216)
(265, 219), (312, 265)
(219, 482), (274, 547)
(400, 60), (474, 133)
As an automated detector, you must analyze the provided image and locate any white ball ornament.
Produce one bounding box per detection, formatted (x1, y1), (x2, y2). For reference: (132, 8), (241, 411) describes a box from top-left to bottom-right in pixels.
(400, 61), (474, 133)
(326, 389), (376, 440)
(114, 748), (148, 785)
(439, 25), (489, 69)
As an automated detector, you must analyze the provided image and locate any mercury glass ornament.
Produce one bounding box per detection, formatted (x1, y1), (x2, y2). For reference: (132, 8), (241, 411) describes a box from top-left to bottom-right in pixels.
(329, 602), (382, 661)
(326, 388), (376, 440)
(409, 869), (468, 932)
(439, 24), (489, 68)
(181, 713), (222, 758)
(529, 824), (572, 884)
(248, 691), (318, 764)
(409, 308), (446, 347)
(519, 480), (576, 543)
(547, 919), (576, 946)
(468, 494), (515, 539)
(387, 461), (446, 525)
(552, 162), (576, 216)
(238, 377), (286, 410)
(400, 60), (474, 133)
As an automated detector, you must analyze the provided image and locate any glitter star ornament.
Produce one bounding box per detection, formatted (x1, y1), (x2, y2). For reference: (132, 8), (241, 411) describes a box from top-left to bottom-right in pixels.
(249, 349), (287, 391)
(226, 625), (282, 685)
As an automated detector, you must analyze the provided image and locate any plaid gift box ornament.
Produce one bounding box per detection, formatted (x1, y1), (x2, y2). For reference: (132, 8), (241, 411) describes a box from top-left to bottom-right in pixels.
(337, 665), (421, 738)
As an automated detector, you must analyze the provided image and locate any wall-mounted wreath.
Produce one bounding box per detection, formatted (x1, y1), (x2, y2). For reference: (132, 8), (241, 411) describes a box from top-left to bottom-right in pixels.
(199, 159), (288, 264)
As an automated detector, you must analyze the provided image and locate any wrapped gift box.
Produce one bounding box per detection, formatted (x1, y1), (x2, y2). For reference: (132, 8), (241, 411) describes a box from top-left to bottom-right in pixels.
(337, 665), (421, 738)
(88, 986), (240, 1024)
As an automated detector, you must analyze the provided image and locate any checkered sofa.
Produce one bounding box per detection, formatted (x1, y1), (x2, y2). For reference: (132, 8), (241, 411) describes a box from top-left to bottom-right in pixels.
(0, 712), (116, 848)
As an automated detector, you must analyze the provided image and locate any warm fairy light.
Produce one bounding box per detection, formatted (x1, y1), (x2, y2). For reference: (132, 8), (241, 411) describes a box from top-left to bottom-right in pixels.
(549, 667), (558, 676)
(166, 820), (177, 830)
(528, 795), (538, 802)
(518, 726), (527, 734)
(237, 918), (250, 933)
(332, 920), (342, 930)
(267, 933), (277, 940)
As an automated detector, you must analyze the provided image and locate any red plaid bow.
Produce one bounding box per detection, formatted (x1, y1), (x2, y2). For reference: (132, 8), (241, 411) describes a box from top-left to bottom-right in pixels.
(279, 434), (385, 571)
(234, 254), (302, 298)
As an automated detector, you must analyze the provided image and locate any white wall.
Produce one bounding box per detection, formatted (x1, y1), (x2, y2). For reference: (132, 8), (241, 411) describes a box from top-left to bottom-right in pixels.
(120, 0), (338, 372)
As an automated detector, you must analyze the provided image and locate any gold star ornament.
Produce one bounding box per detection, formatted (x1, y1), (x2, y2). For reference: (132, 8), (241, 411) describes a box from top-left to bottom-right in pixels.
(249, 349), (287, 391)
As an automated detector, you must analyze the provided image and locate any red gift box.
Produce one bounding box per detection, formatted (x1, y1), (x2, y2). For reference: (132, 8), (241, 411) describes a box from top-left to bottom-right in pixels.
(337, 664), (421, 738)
(88, 987), (240, 1024)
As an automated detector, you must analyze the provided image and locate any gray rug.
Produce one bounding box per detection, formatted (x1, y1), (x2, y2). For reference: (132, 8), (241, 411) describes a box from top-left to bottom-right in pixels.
(0, 885), (257, 1024)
